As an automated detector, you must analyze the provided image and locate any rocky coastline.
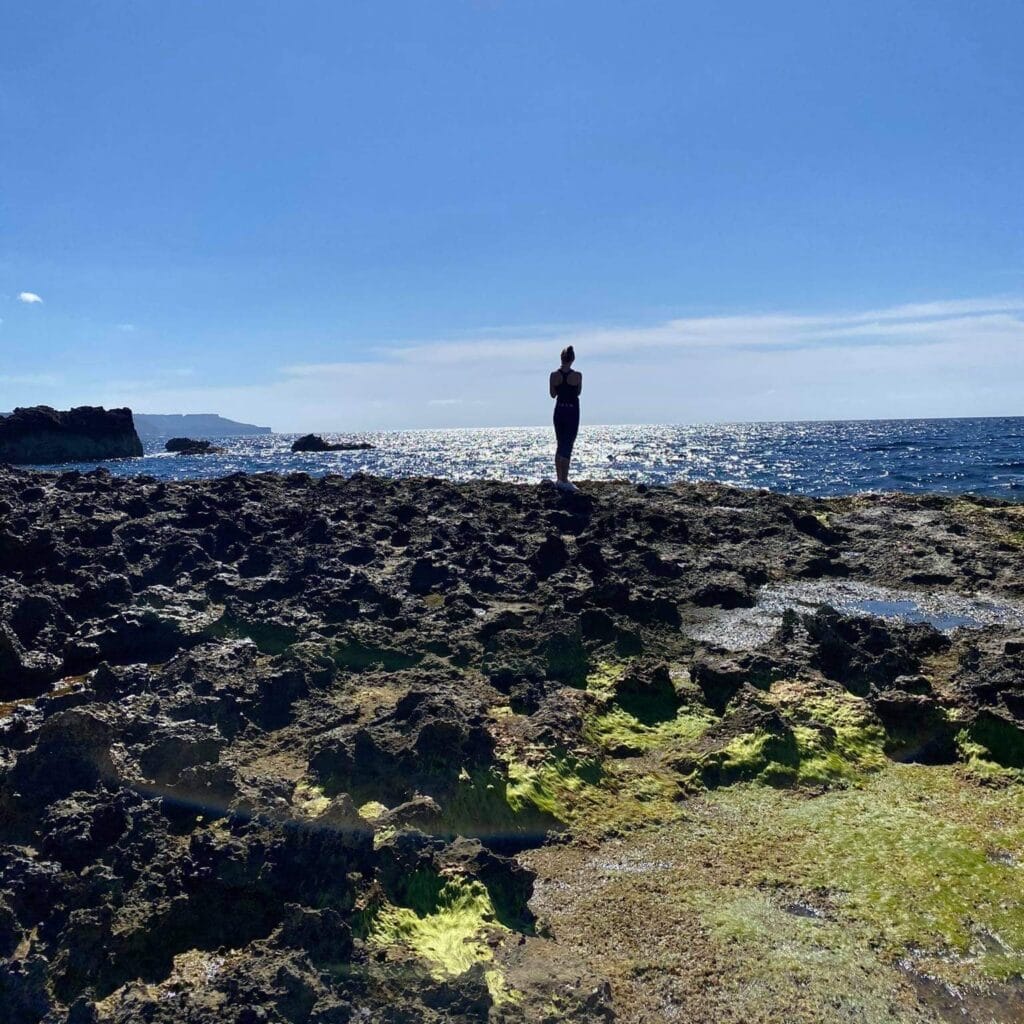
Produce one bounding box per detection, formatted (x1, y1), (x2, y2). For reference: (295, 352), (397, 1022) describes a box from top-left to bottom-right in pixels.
(1, 467), (1023, 1023)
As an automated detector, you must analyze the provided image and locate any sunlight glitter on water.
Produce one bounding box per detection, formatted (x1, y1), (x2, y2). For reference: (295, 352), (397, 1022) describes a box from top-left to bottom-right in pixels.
(23, 417), (1024, 499)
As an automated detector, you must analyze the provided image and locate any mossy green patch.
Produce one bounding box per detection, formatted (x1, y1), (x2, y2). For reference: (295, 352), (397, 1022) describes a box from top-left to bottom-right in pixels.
(293, 780), (331, 817)
(505, 750), (684, 837)
(961, 711), (1024, 772)
(505, 756), (602, 823)
(697, 683), (889, 789)
(708, 765), (1024, 983)
(367, 876), (507, 978)
(957, 730), (1021, 784)
(586, 704), (711, 757)
(358, 800), (388, 820)
(584, 658), (709, 757)
(699, 890), (929, 1023)
(439, 766), (563, 845)
(484, 968), (522, 1007)
(585, 661), (627, 697)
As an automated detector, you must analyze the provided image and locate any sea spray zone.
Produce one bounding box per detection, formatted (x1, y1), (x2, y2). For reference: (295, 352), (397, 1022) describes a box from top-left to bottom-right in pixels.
(1, 468), (1023, 1021)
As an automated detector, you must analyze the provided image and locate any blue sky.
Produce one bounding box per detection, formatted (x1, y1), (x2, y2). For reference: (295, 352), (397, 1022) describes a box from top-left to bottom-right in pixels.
(2, 0), (1022, 430)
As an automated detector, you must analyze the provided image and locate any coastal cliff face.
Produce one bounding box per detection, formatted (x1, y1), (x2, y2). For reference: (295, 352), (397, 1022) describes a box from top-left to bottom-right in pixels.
(0, 468), (1022, 1023)
(0, 406), (143, 465)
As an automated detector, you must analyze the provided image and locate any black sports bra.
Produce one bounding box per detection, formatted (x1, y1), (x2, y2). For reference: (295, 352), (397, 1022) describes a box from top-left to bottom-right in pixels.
(554, 369), (580, 405)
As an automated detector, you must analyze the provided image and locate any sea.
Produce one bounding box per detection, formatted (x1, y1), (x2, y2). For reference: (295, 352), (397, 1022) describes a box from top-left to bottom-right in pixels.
(25, 417), (1024, 500)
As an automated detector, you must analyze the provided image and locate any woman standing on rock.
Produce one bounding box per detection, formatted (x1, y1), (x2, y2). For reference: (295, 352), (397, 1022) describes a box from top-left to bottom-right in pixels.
(550, 345), (582, 492)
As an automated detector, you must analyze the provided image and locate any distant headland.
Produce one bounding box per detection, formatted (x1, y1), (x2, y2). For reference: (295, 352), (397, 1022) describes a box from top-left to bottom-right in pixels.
(133, 413), (272, 437)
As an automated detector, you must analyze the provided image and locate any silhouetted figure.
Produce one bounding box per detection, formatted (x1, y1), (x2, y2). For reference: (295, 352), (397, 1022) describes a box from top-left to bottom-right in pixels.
(549, 345), (582, 492)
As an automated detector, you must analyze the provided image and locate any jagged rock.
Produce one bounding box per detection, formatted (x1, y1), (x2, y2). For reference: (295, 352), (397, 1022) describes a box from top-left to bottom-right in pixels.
(376, 794), (443, 831)
(690, 650), (779, 712)
(530, 534), (569, 578)
(1, 708), (118, 816)
(136, 722), (226, 786)
(0, 624), (63, 699)
(309, 691), (495, 803)
(693, 572), (755, 608)
(409, 557), (451, 594)
(803, 607), (947, 695)
(275, 903), (353, 962)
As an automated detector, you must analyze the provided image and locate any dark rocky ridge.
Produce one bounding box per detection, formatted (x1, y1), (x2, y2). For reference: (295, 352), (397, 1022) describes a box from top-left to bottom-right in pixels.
(0, 467), (1022, 1022)
(0, 407), (143, 465)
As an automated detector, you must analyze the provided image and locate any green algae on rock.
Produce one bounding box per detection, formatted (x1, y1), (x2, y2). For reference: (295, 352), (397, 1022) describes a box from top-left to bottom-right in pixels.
(366, 875), (507, 979)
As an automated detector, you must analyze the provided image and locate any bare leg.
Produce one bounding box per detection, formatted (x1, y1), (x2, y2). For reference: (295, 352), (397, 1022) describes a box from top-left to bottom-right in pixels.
(555, 455), (569, 482)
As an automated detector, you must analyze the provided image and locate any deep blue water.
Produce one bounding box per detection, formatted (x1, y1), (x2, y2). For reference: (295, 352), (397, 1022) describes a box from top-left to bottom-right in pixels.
(24, 417), (1024, 500)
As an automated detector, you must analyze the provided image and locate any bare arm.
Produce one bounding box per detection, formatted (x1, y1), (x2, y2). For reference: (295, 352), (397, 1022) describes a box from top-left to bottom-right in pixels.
(549, 372), (558, 399)
(575, 372), (582, 396)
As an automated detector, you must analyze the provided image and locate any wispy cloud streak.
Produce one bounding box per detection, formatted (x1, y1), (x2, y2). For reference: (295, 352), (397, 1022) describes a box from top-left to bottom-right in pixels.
(7, 296), (1022, 431)
(281, 296), (1024, 374)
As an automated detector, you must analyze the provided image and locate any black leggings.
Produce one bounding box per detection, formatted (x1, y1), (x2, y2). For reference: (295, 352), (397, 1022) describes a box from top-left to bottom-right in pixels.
(553, 404), (579, 460)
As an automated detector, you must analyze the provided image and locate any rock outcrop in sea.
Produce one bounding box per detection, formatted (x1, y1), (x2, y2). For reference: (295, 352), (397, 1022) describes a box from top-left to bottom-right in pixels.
(164, 437), (225, 456)
(0, 468), (1022, 1022)
(291, 433), (374, 453)
(0, 406), (143, 465)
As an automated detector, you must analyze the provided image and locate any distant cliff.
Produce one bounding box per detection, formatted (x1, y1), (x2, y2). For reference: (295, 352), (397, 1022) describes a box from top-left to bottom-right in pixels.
(0, 406), (144, 464)
(133, 413), (272, 438)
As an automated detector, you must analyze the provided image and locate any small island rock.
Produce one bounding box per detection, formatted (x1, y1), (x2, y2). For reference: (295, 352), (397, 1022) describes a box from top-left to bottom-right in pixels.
(291, 433), (374, 453)
(165, 438), (225, 456)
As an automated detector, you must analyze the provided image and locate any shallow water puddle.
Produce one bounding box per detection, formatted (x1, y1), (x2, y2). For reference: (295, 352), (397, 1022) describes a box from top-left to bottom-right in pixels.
(685, 580), (1024, 650)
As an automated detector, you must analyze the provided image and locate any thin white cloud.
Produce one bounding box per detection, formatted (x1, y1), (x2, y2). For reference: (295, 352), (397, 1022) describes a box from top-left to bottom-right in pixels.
(57, 295), (1024, 431)
(282, 295), (1024, 372)
(17, 291), (43, 304)
(0, 373), (61, 386)
(117, 323), (137, 332)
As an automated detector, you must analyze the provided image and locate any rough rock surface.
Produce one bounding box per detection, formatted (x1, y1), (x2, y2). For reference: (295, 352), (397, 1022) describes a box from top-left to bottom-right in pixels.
(0, 467), (1023, 1023)
(0, 407), (143, 465)
(291, 434), (374, 453)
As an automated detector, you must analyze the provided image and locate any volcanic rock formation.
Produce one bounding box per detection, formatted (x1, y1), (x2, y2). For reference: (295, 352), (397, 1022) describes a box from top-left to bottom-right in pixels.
(0, 467), (1022, 1022)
